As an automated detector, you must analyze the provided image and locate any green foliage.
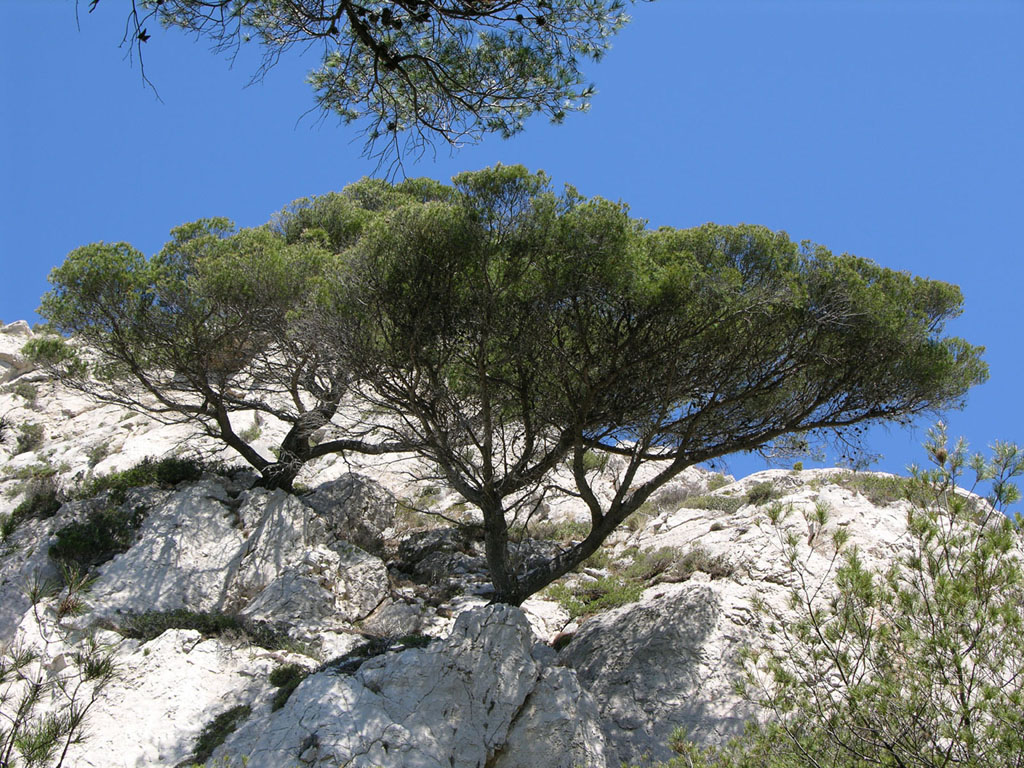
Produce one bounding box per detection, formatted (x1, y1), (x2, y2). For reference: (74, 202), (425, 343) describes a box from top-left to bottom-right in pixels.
(11, 381), (38, 405)
(706, 473), (730, 492)
(9, 475), (62, 533)
(38, 165), (987, 604)
(14, 422), (44, 454)
(269, 664), (309, 712)
(183, 704), (252, 768)
(520, 518), (590, 543)
(0, 574), (117, 768)
(112, 609), (300, 652)
(581, 449), (610, 473)
(678, 494), (745, 514)
(85, 441), (110, 468)
(714, 426), (1024, 768)
(124, 2), (635, 166)
(546, 545), (734, 619)
(823, 470), (931, 507)
(49, 505), (147, 575)
(744, 481), (778, 506)
(76, 456), (210, 504)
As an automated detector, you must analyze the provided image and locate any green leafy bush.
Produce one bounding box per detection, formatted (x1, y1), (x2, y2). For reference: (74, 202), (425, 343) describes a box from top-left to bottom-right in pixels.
(76, 456), (210, 504)
(546, 546), (734, 619)
(706, 473), (730, 492)
(522, 518), (590, 543)
(823, 470), (930, 507)
(49, 505), (147, 574)
(113, 609), (301, 653)
(744, 481), (778, 506)
(642, 427), (1024, 768)
(12, 381), (38, 405)
(581, 449), (609, 473)
(678, 494), (745, 514)
(10, 474), (62, 528)
(85, 441), (111, 468)
(269, 663), (309, 711)
(182, 704), (252, 767)
(14, 421), (44, 454)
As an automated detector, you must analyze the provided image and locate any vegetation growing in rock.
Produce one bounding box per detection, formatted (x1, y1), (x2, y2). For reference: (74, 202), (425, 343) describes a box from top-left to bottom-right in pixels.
(546, 545), (734, 618)
(180, 704), (252, 768)
(819, 470), (930, 507)
(34, 165), (987, 603)
(678, 495), (746, 515)
(9, 475), (62, 528)
(269, 663), (309, 712)
(75, 456), (212, 504)
(49, 504), (148, 577)
(111, 610), (300, 652)
(634, 427), (1024, 768)
(13, 422), (44, 455)
(11, 382), (38, 405)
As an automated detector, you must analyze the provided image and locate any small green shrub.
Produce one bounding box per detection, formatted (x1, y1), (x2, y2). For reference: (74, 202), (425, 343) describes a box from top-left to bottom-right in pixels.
(744, 481), (778, 506)
(706, 473), (730, 492)
(624, 501), (658, 531)
(269, 663), (309, 711)
(825, 471), (928, 507)
(523, 518), (590, 542)
(15, 422), (44, 454)
(791, 461), (803, 472)
(238, 422), (262, 443)
(679, 494), (745, 514)
(0, 412), (11, 445)
(0, 513), (16, 543)
(10, 475), (62, 527)
(6, 461), (56, 483)
(49, 505), (147, 574)
(77, 456), (210, 504)
(183, 704), (252, 767)
(547, 545), (734, 619)
(12, 381), (38, 405)
(113, 609), (300, 652)
(581, 449), (609, 473)
(85, 441), (111, 468)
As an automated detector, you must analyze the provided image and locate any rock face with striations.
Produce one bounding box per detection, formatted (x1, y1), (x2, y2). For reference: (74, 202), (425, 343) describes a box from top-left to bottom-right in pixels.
(216, 605), (609, 768)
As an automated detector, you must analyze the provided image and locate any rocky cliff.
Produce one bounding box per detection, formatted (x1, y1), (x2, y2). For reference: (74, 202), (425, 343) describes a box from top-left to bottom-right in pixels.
(0, 322), (933, 767)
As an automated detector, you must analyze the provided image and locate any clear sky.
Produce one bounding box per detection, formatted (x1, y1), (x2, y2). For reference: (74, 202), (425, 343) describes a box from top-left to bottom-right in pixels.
(1, 0), (1021, 481)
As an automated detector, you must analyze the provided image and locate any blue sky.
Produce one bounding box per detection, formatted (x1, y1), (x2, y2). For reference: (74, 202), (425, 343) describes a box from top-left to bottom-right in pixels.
(1, 0), (1021, 481)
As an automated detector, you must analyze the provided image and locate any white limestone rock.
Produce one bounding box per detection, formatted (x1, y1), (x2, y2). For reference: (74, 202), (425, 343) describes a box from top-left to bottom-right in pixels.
(86, 480), (245, 616)
(302, 474), (398, 556)
(215, 605), (611, 768)
(0, 321), (36, 383)
(62, 629), (280, 768)
(560, 580), (765, 764)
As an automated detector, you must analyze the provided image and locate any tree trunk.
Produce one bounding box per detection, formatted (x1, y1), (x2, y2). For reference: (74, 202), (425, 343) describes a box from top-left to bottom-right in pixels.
(480, 497), (524, 605)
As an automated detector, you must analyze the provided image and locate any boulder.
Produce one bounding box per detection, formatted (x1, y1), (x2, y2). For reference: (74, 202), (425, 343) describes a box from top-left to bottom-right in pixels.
(560, 581), (764, 764)
(0, 321), (36, 384)
(216, 605), (611, 768)
(302, 474), (398, 556)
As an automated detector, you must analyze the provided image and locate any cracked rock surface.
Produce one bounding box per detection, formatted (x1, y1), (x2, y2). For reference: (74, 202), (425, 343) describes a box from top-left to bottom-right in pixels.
(217, 605), (610, 768)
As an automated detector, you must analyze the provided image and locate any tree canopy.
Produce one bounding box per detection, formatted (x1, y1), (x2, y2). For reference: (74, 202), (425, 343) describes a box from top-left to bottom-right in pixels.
(28, 211), (415, 490)
(91, 0), (639, 168)
(32, 165), (987, 603)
